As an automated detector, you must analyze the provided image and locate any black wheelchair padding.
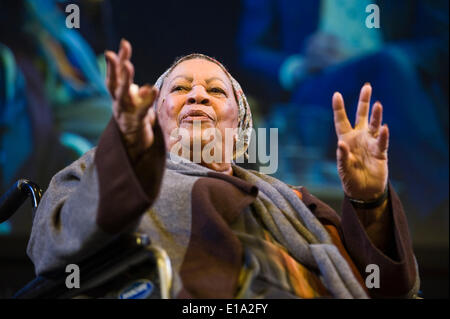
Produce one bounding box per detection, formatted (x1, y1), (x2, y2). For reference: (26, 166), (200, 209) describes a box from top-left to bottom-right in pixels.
(14, 234), (162, 299)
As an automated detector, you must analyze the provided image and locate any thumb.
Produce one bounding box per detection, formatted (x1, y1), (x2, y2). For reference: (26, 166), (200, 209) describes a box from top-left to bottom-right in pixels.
(139, 85), (159, 107)
(132, 84), (157, 118)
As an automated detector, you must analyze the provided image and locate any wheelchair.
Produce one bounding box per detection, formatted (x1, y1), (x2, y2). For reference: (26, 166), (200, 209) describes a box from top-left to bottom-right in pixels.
(0, 179), (173, 299)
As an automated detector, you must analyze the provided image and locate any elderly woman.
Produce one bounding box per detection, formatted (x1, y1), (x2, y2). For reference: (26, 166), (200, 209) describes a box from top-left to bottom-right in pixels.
(27, 40), (419, 299)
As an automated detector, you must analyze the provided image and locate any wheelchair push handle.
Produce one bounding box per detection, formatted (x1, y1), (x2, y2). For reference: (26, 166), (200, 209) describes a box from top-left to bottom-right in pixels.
(0, 179), (42, 223)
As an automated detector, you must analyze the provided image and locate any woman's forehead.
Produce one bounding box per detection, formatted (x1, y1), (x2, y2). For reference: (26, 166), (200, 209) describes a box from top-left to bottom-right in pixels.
(166, 58), (231, 85)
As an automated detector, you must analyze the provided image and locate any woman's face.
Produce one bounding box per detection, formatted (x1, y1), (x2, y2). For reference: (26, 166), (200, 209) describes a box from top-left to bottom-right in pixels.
(157, 58), (239, 162)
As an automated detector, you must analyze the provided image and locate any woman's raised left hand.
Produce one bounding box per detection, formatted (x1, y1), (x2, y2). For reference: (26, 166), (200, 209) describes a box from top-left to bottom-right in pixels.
(332, 83), (389, 201)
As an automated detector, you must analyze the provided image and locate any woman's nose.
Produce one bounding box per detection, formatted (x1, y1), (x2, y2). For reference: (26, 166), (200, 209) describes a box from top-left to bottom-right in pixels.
(187, 85), (210, 105)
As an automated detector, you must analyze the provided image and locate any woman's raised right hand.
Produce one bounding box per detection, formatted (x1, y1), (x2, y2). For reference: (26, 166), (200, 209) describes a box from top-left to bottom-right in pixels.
(105, 39), (159, 162)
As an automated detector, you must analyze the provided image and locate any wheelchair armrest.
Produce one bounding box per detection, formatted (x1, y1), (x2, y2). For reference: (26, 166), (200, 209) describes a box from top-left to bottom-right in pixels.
(0, 179), (42, 223)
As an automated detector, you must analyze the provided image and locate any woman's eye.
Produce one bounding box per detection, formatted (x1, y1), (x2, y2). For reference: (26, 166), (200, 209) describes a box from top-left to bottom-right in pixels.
(172, 85), (189, 92)
(209, 87), (226, 95)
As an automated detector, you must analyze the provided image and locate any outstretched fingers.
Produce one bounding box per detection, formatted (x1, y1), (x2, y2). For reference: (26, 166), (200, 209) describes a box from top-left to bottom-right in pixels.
(332, 92), (352, 136)
(355, 83), (372, 128)
(369, 101), (383, 136)
(119, 38), (132, 62)
(105, 39), (134, 105)
(116, 59), (134, 109)
(105, 50), (119, 99)
(115, 39), (133, 103)
(377, 124), (389, 154)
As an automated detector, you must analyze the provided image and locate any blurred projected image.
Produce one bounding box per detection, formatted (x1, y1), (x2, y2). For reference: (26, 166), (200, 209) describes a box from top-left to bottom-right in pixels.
(0, 0), (448, 300)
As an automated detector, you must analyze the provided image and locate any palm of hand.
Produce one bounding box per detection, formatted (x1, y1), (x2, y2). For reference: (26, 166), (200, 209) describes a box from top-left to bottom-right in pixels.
(332, 84), (389, 201)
